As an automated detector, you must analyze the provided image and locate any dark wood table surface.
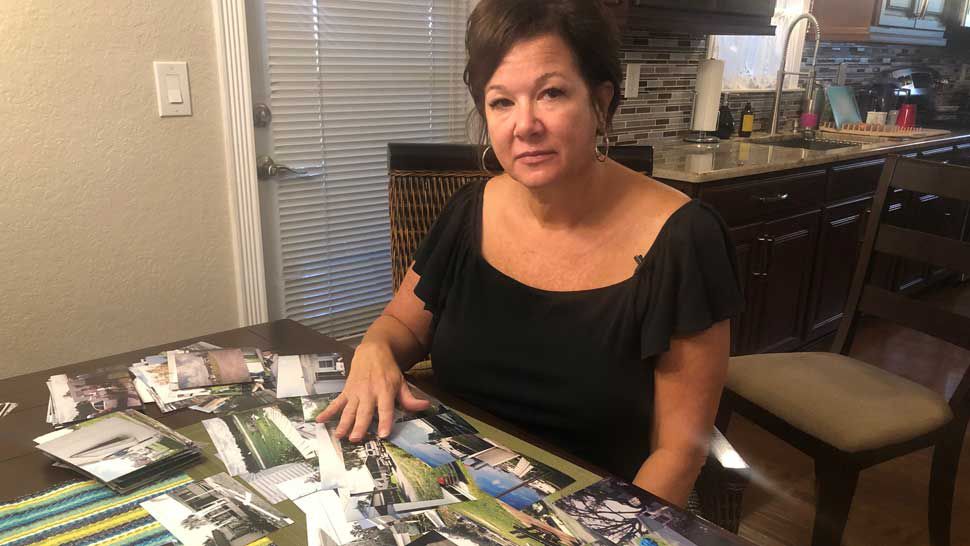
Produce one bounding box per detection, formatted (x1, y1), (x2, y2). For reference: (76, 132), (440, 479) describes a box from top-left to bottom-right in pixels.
(0, 319), (754, 546)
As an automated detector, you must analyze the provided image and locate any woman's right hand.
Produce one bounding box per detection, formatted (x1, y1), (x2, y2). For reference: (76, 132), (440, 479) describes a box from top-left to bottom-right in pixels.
(315, 343), (431, 441)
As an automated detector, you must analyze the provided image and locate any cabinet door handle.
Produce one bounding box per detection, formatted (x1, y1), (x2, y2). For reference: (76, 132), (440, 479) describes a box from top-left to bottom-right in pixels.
(858, 208), (872, 243)
(753, 192), (790, 204)
(753, 235), (773, 277)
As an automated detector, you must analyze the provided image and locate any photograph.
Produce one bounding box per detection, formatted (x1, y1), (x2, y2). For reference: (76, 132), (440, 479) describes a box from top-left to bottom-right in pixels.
(36, 410), (191, 483)
(241, 460), (319, 504)
(437, 463), (580, 546)
(168, 348), (252, 390)
(276, 353), (346, 398)
(47, 364), (142, 424)
(202, 405), (313, 476)
(190, 389), (277, 414)
(342, 433), (462, 522)
(386, 412), (479, 467)
(553, 478), (713, 546)
(302, 393), (341, 422)
(130, 357), (208, 412)
(141, 472), (293, 546)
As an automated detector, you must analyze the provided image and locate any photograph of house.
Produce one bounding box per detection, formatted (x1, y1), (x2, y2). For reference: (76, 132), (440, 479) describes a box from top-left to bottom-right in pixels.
(141, 472), (292, 546)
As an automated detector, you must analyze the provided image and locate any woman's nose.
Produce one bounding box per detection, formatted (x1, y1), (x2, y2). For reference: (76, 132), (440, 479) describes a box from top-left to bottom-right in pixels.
(513, 105), (542, 139)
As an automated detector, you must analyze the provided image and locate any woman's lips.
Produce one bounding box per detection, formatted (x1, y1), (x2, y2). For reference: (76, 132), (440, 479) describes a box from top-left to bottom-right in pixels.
(516, 151), (555, 165)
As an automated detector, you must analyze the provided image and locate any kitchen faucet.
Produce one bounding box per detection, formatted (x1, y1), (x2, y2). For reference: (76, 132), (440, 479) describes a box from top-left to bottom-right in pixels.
(769, 13), (821, 136)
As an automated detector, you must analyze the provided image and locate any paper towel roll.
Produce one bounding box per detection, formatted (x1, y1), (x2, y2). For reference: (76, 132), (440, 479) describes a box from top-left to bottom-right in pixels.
(690, 59), (724, 133)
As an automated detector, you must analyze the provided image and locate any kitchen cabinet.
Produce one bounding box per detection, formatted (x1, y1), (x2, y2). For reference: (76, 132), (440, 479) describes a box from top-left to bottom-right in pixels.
(603, 0), (776, 37)
(665, 135), (970, 355)
(813, 0), (950, 46)
(745, 209), (821, 354)
(804, 198), (870, 341)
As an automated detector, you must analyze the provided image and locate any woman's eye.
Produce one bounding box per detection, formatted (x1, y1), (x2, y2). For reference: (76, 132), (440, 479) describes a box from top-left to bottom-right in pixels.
(541, 87), (565, 99)
(488, 98), (512, 109)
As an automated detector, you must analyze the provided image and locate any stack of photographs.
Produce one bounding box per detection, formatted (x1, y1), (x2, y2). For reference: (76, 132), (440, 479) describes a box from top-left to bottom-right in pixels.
(34, 409), (202, 494)
(46, 364), (143, 426)
(129, 346), (275, 414)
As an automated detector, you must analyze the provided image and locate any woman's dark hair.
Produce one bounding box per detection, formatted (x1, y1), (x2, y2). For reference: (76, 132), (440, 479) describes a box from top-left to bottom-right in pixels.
(464, 0), (622, 136)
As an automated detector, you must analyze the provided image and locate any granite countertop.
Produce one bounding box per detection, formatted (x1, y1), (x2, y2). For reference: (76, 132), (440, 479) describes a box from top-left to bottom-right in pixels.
(651, 129), (970, 183)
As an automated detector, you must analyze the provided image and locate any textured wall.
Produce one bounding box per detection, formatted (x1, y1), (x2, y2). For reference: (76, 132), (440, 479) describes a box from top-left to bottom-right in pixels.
(0, 2), (239, 379)
(612, 31), (970, 145)
(612, 30), (804, 144)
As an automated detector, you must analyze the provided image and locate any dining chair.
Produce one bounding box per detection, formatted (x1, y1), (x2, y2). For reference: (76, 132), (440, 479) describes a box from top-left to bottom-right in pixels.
(721, 155), (970, 546)
(386, 141), (751, 533)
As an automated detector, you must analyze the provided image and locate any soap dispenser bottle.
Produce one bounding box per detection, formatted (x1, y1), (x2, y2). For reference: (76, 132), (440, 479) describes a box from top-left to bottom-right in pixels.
(715, 95), (735, 139)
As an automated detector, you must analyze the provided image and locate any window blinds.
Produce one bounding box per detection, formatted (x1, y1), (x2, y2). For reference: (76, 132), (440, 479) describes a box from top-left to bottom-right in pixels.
(261, 0), (474, 340)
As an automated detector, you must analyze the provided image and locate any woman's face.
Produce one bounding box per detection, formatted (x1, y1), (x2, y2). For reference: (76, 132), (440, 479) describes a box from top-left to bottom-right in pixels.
(483, 33), (612, 190)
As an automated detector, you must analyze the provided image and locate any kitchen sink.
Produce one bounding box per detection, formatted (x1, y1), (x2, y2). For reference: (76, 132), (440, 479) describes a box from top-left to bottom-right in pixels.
(749, 134), (863, 151)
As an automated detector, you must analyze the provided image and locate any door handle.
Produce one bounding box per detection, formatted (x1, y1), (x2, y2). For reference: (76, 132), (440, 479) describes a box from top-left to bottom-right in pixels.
(753, 235), (773, 277)
(753, 192), (790, 204)
(256, 155), (310, 180)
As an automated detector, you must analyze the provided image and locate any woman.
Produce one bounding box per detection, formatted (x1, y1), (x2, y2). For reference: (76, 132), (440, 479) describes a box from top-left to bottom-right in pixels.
(318, 0), (744, 507)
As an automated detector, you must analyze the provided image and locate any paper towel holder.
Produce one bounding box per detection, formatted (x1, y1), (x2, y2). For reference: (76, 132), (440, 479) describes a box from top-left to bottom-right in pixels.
(684, 129), (719, 144)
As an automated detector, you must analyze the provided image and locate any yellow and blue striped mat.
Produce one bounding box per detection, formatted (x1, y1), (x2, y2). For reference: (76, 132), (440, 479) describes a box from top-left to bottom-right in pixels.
(0, 474), (192, 546)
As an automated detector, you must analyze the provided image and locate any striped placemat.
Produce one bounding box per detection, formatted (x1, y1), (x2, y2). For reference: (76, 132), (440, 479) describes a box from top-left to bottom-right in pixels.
(0, 474), (192, 546)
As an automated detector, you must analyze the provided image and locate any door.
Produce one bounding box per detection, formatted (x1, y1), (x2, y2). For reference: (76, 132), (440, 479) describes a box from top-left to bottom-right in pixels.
(746, 209), (821, 354)
(246, 0), (475, 340)
(804, 197), (871, 342)
(728, 222), (762, 355)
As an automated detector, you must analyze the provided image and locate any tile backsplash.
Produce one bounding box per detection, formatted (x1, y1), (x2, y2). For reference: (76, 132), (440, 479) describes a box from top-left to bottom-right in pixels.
(610, 30), (970, 146)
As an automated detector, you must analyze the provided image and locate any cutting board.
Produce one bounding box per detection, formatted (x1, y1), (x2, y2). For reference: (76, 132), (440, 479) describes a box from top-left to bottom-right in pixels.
(825, 86), (863, 128)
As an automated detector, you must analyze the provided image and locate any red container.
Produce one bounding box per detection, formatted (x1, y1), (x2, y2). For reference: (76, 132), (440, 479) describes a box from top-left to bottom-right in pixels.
(896, 104), (917, 128)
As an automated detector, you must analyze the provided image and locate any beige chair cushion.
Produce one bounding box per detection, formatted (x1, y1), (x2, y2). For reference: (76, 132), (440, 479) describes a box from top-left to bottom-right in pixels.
(727, 352), (953, 453)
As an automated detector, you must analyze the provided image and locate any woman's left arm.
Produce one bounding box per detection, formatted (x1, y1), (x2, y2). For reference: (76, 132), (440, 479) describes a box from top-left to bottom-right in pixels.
(633, 319), (731, 507)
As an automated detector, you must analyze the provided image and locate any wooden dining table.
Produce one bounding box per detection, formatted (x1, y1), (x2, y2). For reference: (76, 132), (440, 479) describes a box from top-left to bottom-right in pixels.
(0, 319), (755, 546)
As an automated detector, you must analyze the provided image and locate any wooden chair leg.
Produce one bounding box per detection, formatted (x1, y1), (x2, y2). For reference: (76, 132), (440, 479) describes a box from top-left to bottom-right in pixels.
(812, 462), (859, 546)
(929, 417), (969, 546)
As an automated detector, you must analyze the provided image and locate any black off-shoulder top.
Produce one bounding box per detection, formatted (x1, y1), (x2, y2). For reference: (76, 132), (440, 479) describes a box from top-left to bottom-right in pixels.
(412, 180), (744, 480)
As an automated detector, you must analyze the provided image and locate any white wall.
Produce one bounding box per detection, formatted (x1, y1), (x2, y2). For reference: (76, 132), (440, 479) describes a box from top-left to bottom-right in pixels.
(0, 1), (240, 378)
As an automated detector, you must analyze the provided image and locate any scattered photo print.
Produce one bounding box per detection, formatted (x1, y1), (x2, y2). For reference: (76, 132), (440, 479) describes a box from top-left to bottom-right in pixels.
(437, 463), (579, 546)
(168, 348), (252, 390)
(386, 412), (479, 467)
(0, 402), (16, 419)
(276, 353), (346, 398)
(342, 433), (462, 521)
(302, 393), (342, 422)
(47, 365), (142, 424)
(142, 472), (292, 546)
(202, 406), (313, 476)
(462, 449), (574, 511)
(240, 460), (318, 504)
(554, 478), (721, 546)
(190, 389), (277, 414)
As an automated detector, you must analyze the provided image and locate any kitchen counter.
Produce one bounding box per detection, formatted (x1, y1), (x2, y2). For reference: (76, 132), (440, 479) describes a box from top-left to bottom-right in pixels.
(652, 129), (970, 183)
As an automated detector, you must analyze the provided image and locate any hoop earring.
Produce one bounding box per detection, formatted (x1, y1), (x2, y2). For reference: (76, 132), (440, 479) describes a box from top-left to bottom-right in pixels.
(595, 130), (610, 162)
(480, 145), (495, 173)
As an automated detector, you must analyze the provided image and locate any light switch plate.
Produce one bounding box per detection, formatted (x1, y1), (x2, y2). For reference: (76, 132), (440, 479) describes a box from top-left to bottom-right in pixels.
(153, 61), (192, 117)
(624, 63), (641, 98)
